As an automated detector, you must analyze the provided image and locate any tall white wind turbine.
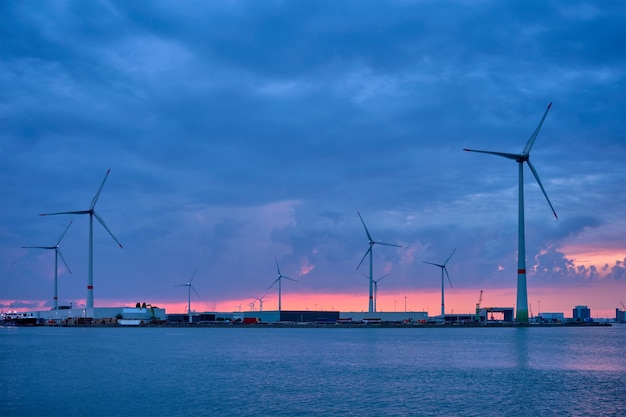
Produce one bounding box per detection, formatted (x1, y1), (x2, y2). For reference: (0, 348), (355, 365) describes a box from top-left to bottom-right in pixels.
(253, 294), (267, 312)
(22, 220), (73, 310)
(175, 270), (200, 323)
(362, 273), (389, 313)
(464, 103), (557, 323)
(356, 212), (401, 313)
(40, 169), (123, 310)
(424, 248), (456, 318)
(268, 258), (297, 313)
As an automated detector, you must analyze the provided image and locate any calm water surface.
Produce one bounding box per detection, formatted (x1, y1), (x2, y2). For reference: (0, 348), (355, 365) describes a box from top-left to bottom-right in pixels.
(1, 325), (625, 417)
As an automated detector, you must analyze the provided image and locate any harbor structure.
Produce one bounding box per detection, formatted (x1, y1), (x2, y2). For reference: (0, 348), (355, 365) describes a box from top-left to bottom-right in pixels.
(27, 306), (166, 325)
(572, 305), (591, 321)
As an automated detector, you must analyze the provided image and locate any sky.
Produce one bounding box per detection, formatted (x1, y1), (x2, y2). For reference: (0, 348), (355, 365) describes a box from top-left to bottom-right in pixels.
(1, 1), (625, 318)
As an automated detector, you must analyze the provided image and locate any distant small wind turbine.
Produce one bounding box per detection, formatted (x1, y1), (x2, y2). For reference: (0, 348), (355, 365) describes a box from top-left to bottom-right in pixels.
(22, 220), (73, 310)
(356, 212), (401, 314)
(361, 273), (389, 313)
(253, 294), (267, 312)
(424, 248), (456, 318)
(175, 270), (200, 323)
(40, 169), (123, 310)
(268, 258), (297, 313)
(464, 103), (557, 323)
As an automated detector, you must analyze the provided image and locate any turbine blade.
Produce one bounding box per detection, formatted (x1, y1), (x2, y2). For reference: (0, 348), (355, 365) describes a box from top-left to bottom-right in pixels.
(268, 277), (280, 290)
(93, 211), (124, 248)
(282, 275), (298, 282)
(445, 267), (453, 288)
(56, 220), (73, 245)
(444, 248), (456, 266)
(356, 246), (372, 270)
(189, 270), (196, 284)
(523, 102), (552, 155)
(57, 249), (72, 274)
(378, 273), (390, 282)
(375, 241), (402, 248)
(357, 212), (373, 242)
(463, 149), (522, 161)
(274, 258), (282, 276)
(40, 210), (90, 216)
(22, 246), (55, 249)
(191, 285), (200, 297)
(526, 160), (558, 220)
(424, 261), (444, 268)
(91, 169), (111, 210)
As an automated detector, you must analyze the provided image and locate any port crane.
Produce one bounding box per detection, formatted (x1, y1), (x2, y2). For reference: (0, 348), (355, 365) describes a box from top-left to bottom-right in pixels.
(621, 301), (625, 311)
(475, 290), (483, 322)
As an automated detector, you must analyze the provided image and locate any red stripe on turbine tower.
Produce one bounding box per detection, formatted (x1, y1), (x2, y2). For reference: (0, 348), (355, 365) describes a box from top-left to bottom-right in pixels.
(518, 269), (526, 274)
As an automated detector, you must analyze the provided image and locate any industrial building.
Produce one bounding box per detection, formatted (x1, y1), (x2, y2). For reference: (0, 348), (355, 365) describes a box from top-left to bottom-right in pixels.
(573, 305), (591, 321)
(28, 306), (166, 325)
(537, 312), (565, 323)
(166, 310), (430, 324)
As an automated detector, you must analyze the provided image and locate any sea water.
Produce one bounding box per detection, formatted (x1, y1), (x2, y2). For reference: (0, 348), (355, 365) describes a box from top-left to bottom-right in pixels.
(1, 324), (625, 417)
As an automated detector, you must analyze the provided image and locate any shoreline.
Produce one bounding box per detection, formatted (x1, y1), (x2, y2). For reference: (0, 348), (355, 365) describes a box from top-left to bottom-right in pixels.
(4, 321), (615, 329)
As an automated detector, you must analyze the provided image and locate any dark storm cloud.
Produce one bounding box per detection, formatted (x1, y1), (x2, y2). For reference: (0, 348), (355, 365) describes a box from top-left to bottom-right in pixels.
(1, 1), (624, 308)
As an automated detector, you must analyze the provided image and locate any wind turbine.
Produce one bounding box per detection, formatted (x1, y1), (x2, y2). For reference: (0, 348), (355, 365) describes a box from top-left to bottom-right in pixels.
(253, 294), (267, 312)
(361, 273), (389, 313)
(268, 258), (297, 313)
(40, 169), (123, 310)
(464, 103), (558, 323)
(22, 220), (73, 310)
(175, 270), (200, 323)
(356, 212), (401, 313)
(424, 248), (456, 318)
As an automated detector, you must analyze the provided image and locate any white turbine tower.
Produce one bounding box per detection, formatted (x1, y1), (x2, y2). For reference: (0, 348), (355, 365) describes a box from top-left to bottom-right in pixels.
(268, 258), (297, 313)
(175, 270), (200, 323)
(253, 294), (267, 312)
(361, 273), (389, 313)
(424, 248), (456, 318)
(464, 103), (558, 323)
(22, 220), (73, 310)
(356, 212), (401, 313)
(40, 169), (123, 311)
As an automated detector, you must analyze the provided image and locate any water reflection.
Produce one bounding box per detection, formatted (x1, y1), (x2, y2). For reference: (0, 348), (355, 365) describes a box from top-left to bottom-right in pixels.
(514, 327), (530, 369)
